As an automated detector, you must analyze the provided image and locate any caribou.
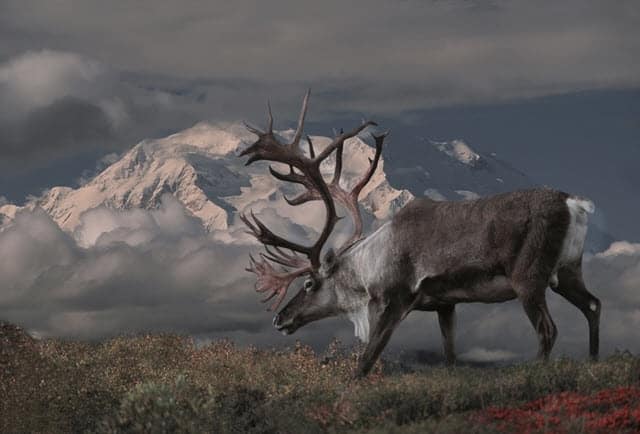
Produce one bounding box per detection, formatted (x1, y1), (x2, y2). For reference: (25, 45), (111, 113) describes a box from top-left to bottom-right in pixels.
(239, 91), (600, 378)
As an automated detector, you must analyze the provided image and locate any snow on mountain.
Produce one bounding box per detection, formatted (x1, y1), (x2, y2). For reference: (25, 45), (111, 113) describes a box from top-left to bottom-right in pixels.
(0, 122), (413, 247)
(432, 140), (481, 166)
(388, 138), (532, 202)
(33, 122), (252, 234)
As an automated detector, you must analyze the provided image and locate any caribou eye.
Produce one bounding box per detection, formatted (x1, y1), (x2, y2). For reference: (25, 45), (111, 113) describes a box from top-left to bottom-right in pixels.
(304, 279), (315, 292)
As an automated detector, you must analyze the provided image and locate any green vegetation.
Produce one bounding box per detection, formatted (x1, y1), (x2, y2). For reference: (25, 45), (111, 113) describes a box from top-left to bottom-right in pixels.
(1, 321), (639, 433)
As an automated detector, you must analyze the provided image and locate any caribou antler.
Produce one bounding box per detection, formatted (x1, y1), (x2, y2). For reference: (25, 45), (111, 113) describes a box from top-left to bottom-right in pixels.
(240, 90), (339, 270)
(239, 90), (381, 310)
(246, 255), (310, 311)
(283, 131), (388, 253)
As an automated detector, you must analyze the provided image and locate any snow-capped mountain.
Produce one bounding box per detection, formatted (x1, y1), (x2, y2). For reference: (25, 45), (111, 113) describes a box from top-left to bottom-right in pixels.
(0, 122), (612, 251)
(387, 137), (532, 201)
(0, 122), (413, 246)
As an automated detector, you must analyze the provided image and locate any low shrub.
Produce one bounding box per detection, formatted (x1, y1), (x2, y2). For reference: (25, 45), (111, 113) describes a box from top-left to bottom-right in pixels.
(1, 321), (639, 433)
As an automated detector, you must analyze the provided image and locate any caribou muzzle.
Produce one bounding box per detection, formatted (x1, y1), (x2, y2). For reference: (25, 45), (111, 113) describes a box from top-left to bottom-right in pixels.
(272, 313), (298, 335)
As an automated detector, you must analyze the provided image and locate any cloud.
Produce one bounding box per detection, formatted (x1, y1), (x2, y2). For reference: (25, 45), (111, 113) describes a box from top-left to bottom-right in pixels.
(0, 51), (196, 167)
(1, 0), (638, 115)
(0, 196), (270, 340)
(459, 347), (518, 363)
(0, 50), (111, 119)
(584, 242), (640, 310)
(1, 97), (115, 159)
(0, 51), (119, 163)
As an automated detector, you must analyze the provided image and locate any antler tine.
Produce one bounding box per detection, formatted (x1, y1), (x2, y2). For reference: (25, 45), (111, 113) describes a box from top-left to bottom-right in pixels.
(268, 165), (322, 205)
(266, 101), (274, 133)
(275, 245), (305, 261)
(314, 120), (378, 163)
(268, 165), (307, 185)
(246, 255), (311, 311)
(284, 189), (320, 206)
(336, 130), (388, 251)
(241, 210), (313, 257)
(331, 142), (344, 186)
(290, 89), (311, 150)
(245, 253), (257, 273)
(352, 130), (388, 196)
(267, 287), (288, 311)
(263, 246), (310, 269)
(243, 121), (264, 136)
(239, 212), (259, 234)
(260, 252), (293, 269)
(241, 98), (309, 167)
(306, 135), (316, 158)
(251, 211), (311, 254)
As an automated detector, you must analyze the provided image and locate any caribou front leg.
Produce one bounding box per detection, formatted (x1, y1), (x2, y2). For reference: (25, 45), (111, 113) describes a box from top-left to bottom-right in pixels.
(354, 299), (404, 379)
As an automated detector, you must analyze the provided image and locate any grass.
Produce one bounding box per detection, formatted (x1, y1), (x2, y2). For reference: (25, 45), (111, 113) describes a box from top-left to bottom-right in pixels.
(1, 320), (639, 433)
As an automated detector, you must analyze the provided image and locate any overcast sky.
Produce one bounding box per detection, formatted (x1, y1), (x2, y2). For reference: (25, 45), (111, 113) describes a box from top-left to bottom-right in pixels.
(1, 0), (638, 157)
(0, 0), (639, 358)
(2, 0), (638, 98)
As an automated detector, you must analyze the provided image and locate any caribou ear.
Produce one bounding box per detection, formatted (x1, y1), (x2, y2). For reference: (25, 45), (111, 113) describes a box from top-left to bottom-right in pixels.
(322, 248), (338, 272)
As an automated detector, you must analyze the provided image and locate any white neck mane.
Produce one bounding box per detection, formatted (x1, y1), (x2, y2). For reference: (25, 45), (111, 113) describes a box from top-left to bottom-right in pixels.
(347, 304), (370, 342)
(335, 282), (370, 341)
(338, 223), (394, 342)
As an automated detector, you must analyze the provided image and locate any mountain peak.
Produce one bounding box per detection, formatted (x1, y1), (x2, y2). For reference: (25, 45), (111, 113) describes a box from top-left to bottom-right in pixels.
(141, 121), (256, 157)
(1, 123), (414, 244)
(431, 139), (481, 166)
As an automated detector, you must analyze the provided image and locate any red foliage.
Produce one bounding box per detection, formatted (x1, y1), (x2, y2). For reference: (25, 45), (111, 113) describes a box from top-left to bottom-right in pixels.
(479, 387), (640, 433)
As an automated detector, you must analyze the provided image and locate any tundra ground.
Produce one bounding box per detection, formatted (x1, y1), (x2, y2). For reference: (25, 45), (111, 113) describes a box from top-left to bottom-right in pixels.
(1, 321), (639, 433)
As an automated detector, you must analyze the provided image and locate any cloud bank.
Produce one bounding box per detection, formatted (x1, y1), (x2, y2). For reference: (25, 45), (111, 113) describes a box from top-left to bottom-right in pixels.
(1, 197), (639, 361)
(2, 0), (638, 110)
(0, 196), (265, 340)
(0, 50), (205, 168)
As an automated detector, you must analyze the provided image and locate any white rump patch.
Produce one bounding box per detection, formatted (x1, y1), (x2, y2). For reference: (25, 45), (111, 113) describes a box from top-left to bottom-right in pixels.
(567, 197), (595, 214)
(558, 197), (594, 265)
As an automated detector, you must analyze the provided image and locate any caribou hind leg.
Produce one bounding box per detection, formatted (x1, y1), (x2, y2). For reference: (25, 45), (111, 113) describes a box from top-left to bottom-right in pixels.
(513, 277), (558, 361)
(437, 305), (456, 366)
(552, 263), (601, 360)
(521, 294), (558, 360)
